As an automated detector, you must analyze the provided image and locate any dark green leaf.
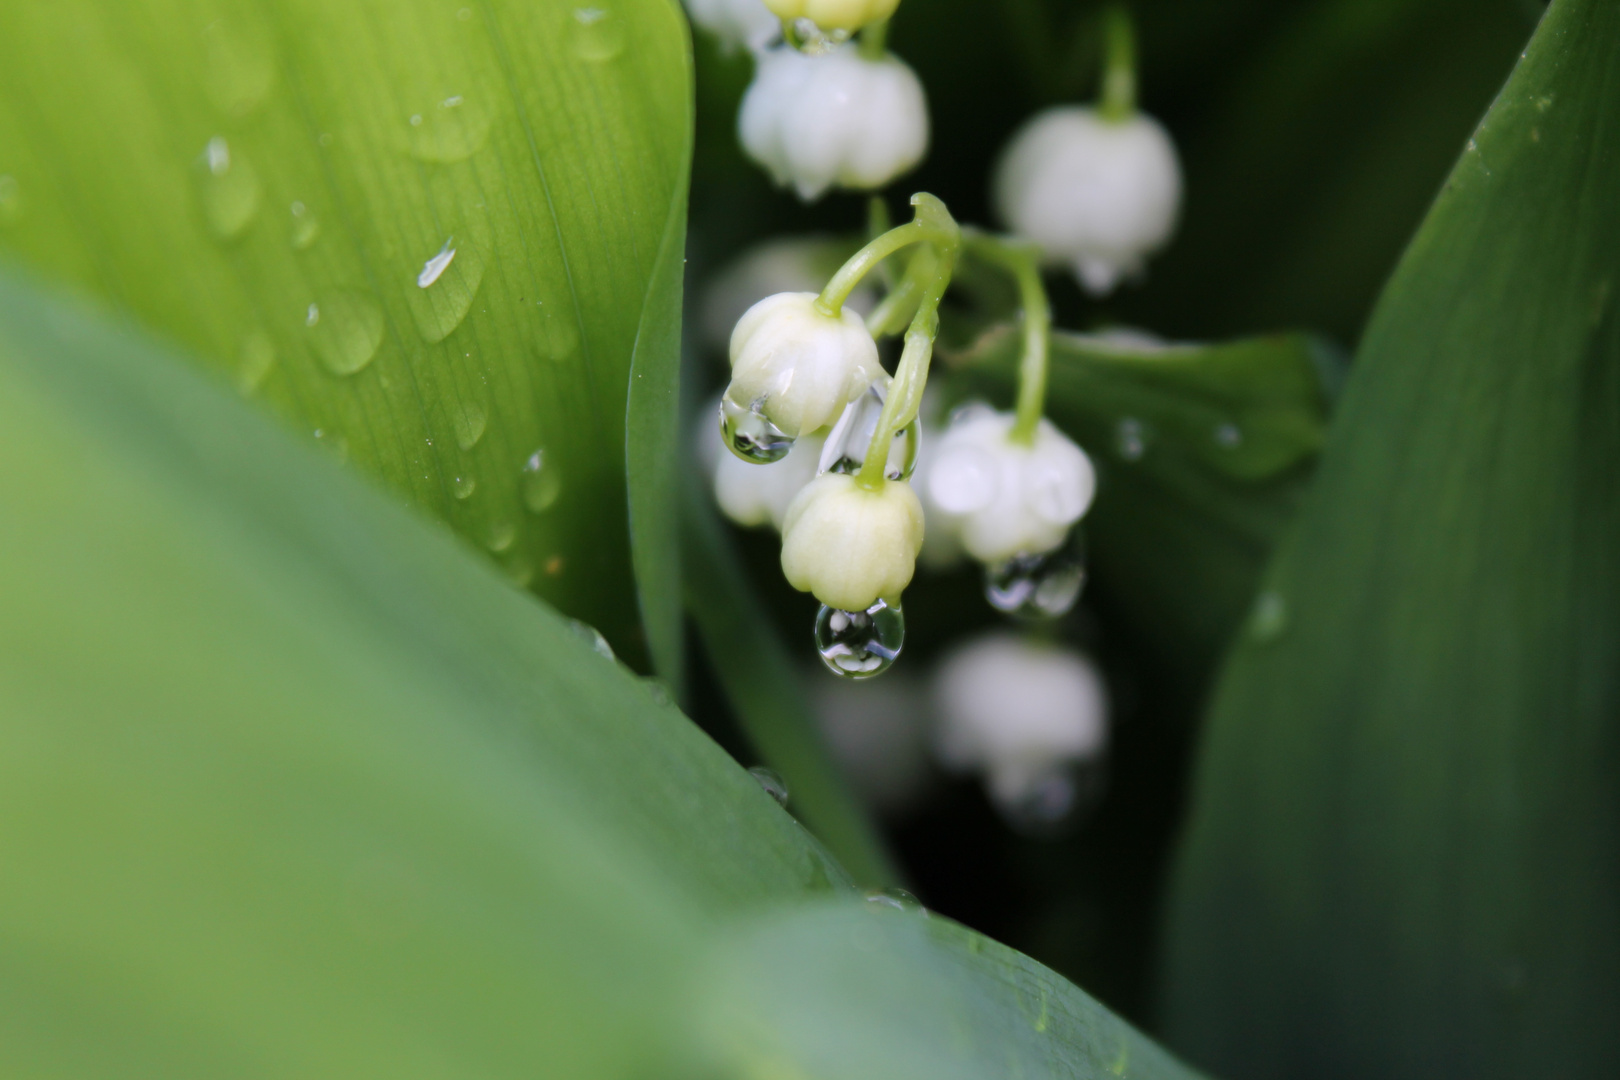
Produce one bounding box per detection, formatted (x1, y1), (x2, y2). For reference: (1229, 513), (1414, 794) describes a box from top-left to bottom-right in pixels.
(0, 0), (692, 669)
(1162, 2), (1620, 1075)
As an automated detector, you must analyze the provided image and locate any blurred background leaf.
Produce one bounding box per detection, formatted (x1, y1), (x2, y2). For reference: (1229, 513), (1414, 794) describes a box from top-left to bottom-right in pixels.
(0, 0), (692, 672)
(1161, 0), (1620, 1075)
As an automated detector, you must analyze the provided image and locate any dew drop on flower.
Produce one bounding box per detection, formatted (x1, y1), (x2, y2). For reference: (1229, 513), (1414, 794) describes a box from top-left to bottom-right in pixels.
(819, 382), (919, 480)
(748, 766), (790, 807)
(815, 599), (905, 679)
(984, 538), (1086, 619)
(720, 391), (794, 464)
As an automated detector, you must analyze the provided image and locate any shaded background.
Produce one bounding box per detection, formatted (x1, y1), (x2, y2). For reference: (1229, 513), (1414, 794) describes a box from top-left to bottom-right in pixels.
(682, 0), (1539, 1028)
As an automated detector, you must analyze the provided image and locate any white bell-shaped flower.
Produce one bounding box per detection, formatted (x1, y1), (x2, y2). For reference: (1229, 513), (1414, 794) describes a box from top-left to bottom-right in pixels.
(713, 426), (826, 529)
(739, 44), (928, 202)
(685, 0), (781, 52)
(923, 405), (1095, 565)
(932, 631), (1108, 822)
(763, 0), (900, 34)
(993, 105), (1181, 295)
(911, 415), (965, 570)
(728, 291), (883, 440)
(780, 473), (924, 611)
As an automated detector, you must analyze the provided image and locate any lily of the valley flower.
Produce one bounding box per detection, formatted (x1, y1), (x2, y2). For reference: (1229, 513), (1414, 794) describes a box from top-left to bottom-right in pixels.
(762, 0), (900, 34)
(727, 291), (883, 442)
(685, 0), (781, 53)
(739, 44), (928, 201)
(780, 473), (924, 612)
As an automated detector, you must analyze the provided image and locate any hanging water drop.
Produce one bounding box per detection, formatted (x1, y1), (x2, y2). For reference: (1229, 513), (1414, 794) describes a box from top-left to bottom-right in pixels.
(815, 599), (905, 679)
(985, 537), (1086, 619)
(521, 448), (563, 513)
(305, 290), (384, 376)
(198, 136), (262, 240)
(451, 399), (488, 450)
(990, 762), (1104, 836)
(720, 391), (794, 464)
(407, 234), (486, 343)
(819, 382), (919, 480)
(748, 766), (790, 807)
(452, 475), (477, 499)
(235, 330), (276, 395)
(570, 7), (626, 62)
(1115, 417), (1148, 462)
(289, 200), (320, 250)
(405, 93), (492, 163)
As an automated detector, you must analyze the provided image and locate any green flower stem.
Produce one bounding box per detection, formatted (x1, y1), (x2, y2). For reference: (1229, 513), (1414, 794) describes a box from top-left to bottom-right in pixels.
(817, 195), (958, 315)
(1099, 3), (1136, 122)
(859, 17), (889, 60)
(962, 229), (1051, 444)
(856, 198), (960, 489)
(864, 246), (933, 338)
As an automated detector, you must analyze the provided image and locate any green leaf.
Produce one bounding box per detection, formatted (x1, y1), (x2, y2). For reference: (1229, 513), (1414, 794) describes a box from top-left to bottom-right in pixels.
(682, 473), (901, 888)
(947, 326), (1338, 680)
(0, 264), (843, 1076)
(1162, 2), (1620, 1076)
(685, 902), (1207, 1080)
(0, 0), (692, 670)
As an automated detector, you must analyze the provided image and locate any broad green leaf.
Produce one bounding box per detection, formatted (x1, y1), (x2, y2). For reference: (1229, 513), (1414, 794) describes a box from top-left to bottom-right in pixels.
(1162, 2), (1620, 1076)
(682, 473), (901, 888)
(0, 265), (842, 1076)
(947, 327), (1338, 681)
(684, 902), (1206, 1080)
(0, 0), (691, 670)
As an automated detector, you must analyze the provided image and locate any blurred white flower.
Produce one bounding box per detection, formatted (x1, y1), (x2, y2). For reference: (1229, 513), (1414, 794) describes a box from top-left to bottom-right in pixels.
(712, 422), (826, 529)
(762, 0), (900, 34)
(922, 405), (1095, 565)
(932, 631), (1108, 826)
(781, 473), (923, 611)
(685, 0), (780, 53)
(701, 237), (877, 352)
(993, 105), (1181, 295)
(911, 414), (964, 570)
(739, 44), (928, 201)
(728, 291), (882, 440)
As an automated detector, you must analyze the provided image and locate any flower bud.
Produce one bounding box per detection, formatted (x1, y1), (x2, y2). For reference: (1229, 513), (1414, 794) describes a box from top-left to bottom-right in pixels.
(728, 291), (883, 438)
(685, 0), (781, 53)
(713, 427), (826, 529)
(780, 473), (924, 611)
(739, 44), (928, 202)
(993, 106), (1182, 295)
(923, 406), (1095, 565)
(762, 0), (900, 34)
(932, 632), (1108, 818)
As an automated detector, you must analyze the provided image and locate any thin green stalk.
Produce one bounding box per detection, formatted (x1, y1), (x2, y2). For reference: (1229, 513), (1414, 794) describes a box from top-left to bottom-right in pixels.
(1098, 3), (1136, 121)
(963, 230), (1051, 444)
(858, 17), (889, 59)
(865, 246), (934, 338)
(817, 213), (956, 315)
(856, 252), (958, 486)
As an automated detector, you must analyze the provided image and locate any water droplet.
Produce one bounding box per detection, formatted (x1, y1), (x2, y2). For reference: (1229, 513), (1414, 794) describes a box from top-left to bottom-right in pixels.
(749, 766), (790, 807)
(236, 330), (276, 395)
(570, 7), (625, 62)
(304, 290), (384, 376)
(643, 677), (674, 707)
(289, 200), (320, 250)
(990, 761), (1105, 835)
(451, 400), (488, 450)
(815, 599), (904, 679)
(818, 382), (919, 480)
(1214, 422), (1243, 449)
(406, 93), (491, 163)
(487, 521), (517, 553)
(1115, 417), (1148, 461)
(198, 136), (262, 241)
(0, 175), (21, 226)
(720, 390), (794, 464)
(865, 887), (926, 915)
(985, 538), (1086, 619)
(568, 618), (616, 660)
(311, 427), (350, 462)
(521, 448), (563, 513)
(1249, 589), (1289, 643)
(407, 234), (486, 343)
(452, 475), (477, 499)
(203, 16), (275, 117)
